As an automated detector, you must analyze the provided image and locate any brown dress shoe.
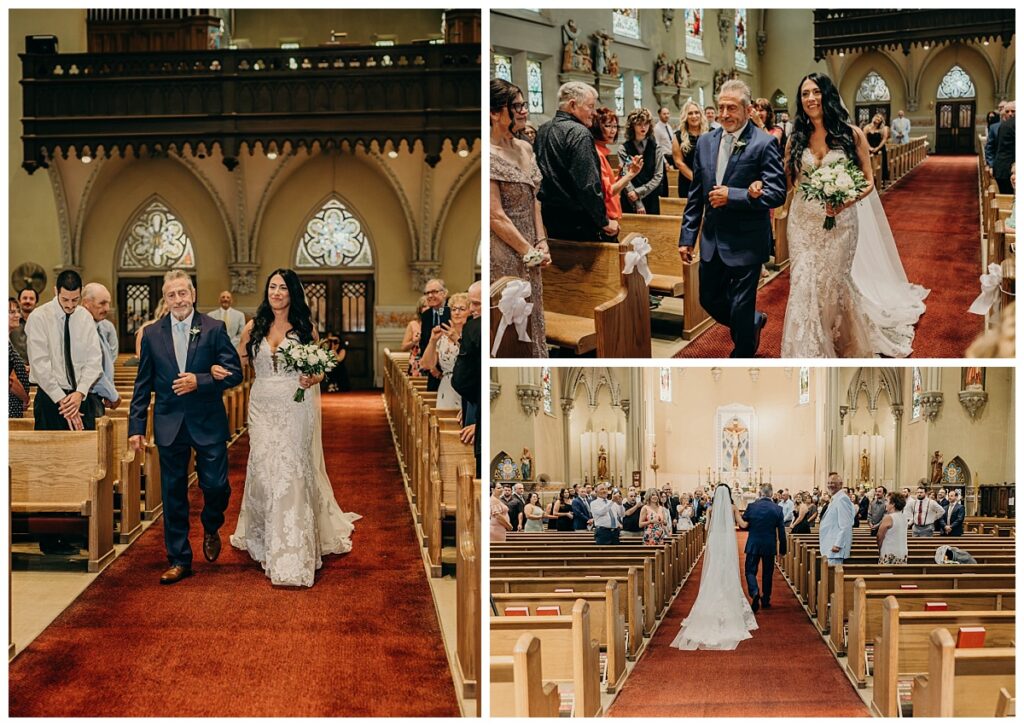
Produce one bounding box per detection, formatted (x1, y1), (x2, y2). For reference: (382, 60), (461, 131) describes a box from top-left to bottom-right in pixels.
(160, 564), (193, 584)
(203, 532), (222, 562)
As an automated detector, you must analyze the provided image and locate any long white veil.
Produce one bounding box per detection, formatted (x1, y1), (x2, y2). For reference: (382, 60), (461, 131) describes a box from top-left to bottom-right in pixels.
(670, 484), (757, 651)
(309, 384), (361, 555)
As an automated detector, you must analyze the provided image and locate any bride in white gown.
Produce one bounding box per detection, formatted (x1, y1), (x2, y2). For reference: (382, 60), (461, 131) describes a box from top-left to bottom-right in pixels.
(670, 484), (757, 651)
(229, 269), (361, 587)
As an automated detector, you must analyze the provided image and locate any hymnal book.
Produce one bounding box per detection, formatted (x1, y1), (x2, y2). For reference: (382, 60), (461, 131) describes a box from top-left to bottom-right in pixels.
(536, 606), (561, 616)
(503, 606), (529, 617)
(924, 602), (948, 611)
(957, 627), (986, 648)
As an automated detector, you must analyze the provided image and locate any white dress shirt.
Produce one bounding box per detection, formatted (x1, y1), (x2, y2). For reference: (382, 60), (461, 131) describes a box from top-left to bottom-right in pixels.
(208, 306), (245, 348)
(653, 120), (675, 159)
(591, 497), (615, 528)
(907, 497), (946, 527)
(25, 299), (103, 404)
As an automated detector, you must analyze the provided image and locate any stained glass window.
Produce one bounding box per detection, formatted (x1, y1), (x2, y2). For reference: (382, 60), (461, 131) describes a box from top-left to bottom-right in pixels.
(615, 73), (625, 116)
(699, 86), (705, 109)
(799, 367), (810, 405)
(527, 59), (543, 114)
(492, 53), (512, 82)
(119, 198), (196, 269)
(542, 367), (553, 416)
(295, 198), (374, 268)
(855, 71), (891, 102)
(659, 367), (672, 402)
(633, 74), (643, 109)
(912, 367), (922, 420)
(937, 65), (976, 99)
(685, 9), (703, 56)
(734, 9), (748, 70)
(613, 9), (640, 40)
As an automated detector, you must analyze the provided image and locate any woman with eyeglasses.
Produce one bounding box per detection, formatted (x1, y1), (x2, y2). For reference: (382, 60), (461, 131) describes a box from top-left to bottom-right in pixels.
(419, 292), (469, 410)
(590, 106), (643, 242)
(619, 107), (664, 215)
(490, 78), (549, 358)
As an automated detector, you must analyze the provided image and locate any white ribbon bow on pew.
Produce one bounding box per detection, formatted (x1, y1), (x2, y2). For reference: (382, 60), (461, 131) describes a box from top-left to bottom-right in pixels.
(968, 262), (1003, 316)
(622, 235), (654, 285)
(490, 279), (534, 356)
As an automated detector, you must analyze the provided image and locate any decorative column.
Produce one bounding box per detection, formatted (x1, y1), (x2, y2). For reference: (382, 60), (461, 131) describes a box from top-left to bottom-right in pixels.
(826, 368), (843, 476)
(228, 262), (261, 295)
(891, 404), (904, 488)
(560, 397), (575, 484)
(624, 368), (646, 480)
(516, 368), (542, 417)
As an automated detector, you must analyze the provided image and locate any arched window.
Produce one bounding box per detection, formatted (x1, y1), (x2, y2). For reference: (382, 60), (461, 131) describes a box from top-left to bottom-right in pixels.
(295, 197), (374, 269)
(770, 88), (788, 112)
(492, 53), (512, 82)
(937, 64), (976, 99)
(118, 197), (196, 270)
(614, 73), (625, 116)
(526, 59), (543, 113)
(856, 71), (891, 102)
(632, 74), (643, 110)
(613, 9), (640, 40)
(734, 9), (748, 70)
(685, 9), (703, 57)
(542, 367), (554, 415)
(912, 367), (923, 420)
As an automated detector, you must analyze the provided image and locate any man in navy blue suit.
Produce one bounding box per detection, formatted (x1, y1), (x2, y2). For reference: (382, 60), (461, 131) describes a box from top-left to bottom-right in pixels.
(679, 79), (786, 357)
(942, 489), (966, 536)
(741, 483), (787, 612)
(129, 271), (242, 584)
(571, 490), (593, 531)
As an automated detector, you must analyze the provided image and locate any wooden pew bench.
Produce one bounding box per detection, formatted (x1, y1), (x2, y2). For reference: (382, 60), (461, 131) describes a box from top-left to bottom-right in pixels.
(490, 276), (538, 358)
(491, 633), (561, 717)
(911, 627), (1015, 717)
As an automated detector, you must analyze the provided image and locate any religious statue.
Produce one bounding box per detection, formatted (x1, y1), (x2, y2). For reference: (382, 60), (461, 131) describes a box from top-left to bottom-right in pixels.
(964, 367), (984, 389)
(577, 45), (593, 73)
(520, 448), (533, 481)
(606, 53), (620, 77)
(654, 52), (673, 86)
(673, 57), (691, 88)
(722, 417), (747, 471)
(597, 445), (609, 481)
(592, 29), (613, 76)
(561, 20), (579, 73)
(859, 449), (870, 482)
(930, 450), (943, 485)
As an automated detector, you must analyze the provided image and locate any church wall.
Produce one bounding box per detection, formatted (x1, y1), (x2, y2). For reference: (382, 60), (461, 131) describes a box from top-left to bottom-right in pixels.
(232, 9), (443, 48)
(435, 165), (482, 289)
(532, 369), (567, 484)
(760, 10), (827, 112)
(490, 369), (541, 478)
(900, 369), (932, 486)
(567, 380), (628, 487)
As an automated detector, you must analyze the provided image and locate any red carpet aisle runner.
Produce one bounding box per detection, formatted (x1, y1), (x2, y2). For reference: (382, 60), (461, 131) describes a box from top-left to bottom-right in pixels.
(9, 392), (459, 717)
(678, 155), (982, 358)
(608, 531), (867, 717)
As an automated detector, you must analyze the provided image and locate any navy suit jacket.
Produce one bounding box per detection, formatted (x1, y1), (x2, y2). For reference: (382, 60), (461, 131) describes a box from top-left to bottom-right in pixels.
(571, 496), (592, 530)
(129, 312), (243, 447)
(679, 122), (786, 266)
(945, 502), (965, 536)
(742, 497), (787, 556)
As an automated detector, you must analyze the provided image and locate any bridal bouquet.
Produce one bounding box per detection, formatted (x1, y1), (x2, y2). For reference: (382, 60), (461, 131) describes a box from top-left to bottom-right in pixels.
(277, 340), (337, 402)
(798, 158), (868, 230)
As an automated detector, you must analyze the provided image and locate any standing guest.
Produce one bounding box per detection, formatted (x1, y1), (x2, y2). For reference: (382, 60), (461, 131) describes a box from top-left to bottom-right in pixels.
(490, 78), (550, 357)
(818, 492), (831, 522)
(507, 483), (527, 532)
(25, 269), (102, 432)
(621, 487), (644, 537)
(610, 490), (626, 541)
(942, 490), (965, 536)
(18, 286), (38, 319)
(906, 486), (946, 537)
(401, 296), (428, 375)
(780, 491), (795, 527)
(452, 282), (481, 475)
(658, 492), (674, 537)
(934, 488), (950, 533)
(591, 484), (620, 544)
(675, 100), (708, 199)
(867, 485), (888, 533)
(419, 292), (468, 410)
(208, 290), (245, 349)
(705, 105), (721, 130)
(591, 106), (643, 241)
(640, 489), (668, 545)
(417, 278), (450, 392)
(490, 483), (513, 543)
(863, 113), (891, 184)
(523, 492), (546, 532)
(80, 283), (121, 418)
(993, 102), (1016, 194)
(653, 106), (683, 199)
(519, 122), (538, 145)
(571, 488), (593, 531)
(818, 472), (854, 565)
(858, 488), (871, 522)
(875, 492), (909, 564)
(662, 485), (680, 529)
(985, 102), (1012, 171)
(890, 110), (911, 144)
(676, 498), (694, 531)
(536, 81), (617, 241)
(790, 493), (812, 535)
(618, 107), (664, 215)
(752, 98), (783, 147)
(690, 489), (706, 523)
(555, 489), (575, 532)
(10, 287), (37, 363)
(8, 298), (30, 418)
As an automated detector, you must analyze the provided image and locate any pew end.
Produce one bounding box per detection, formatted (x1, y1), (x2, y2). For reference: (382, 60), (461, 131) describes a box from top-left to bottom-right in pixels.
(490, 633), (561, 717)
(490, 276), (538, 358)
(911, 627), (1016, 717)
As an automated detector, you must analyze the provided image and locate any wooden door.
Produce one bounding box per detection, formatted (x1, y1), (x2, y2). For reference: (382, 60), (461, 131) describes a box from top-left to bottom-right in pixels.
(300, 275), (375, 390)
(935, 101), (975, 154)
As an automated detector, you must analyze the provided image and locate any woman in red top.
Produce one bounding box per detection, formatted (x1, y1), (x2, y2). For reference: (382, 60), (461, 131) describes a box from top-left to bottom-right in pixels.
(590, 106), (642, 241)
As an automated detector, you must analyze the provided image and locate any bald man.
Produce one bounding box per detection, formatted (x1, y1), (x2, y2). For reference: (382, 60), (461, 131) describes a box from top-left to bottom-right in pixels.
(208, 290), (245, 348)
(81, 282), (121, 416)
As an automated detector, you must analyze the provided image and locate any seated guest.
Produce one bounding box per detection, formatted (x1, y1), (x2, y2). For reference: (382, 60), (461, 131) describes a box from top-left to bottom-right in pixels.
(489, 483), (513, 543)
(571, 489), (592, 531)
(618, 107), (664, 215)
(536, 81), (617, 241)
(419, 292), (469, 410)
(591, 106), (643, 241)
(875, 491), (908, 564)
(8, 298), (30, 418)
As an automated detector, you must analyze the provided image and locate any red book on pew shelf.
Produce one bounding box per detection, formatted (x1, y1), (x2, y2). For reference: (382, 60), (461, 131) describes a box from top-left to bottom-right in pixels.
(924, 602), (948, 611)
(956, 627), (986, 648)
(899, 584), (918, 590)
(503, 606), (530, 617)
(554, 588), (574, 593)
(536, 606), (561, 616)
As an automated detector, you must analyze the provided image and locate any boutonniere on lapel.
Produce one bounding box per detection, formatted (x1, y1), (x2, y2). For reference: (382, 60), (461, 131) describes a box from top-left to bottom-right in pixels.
(189, 325), (202, 340)
(731, 139), (748, 156)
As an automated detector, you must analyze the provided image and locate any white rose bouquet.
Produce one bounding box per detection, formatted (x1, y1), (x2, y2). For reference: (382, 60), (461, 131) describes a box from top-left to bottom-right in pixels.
(798, 158), (868, 230)
(277, 340), (337, 402)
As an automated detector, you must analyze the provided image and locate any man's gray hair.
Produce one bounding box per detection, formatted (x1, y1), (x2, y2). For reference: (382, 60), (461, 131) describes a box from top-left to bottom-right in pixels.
(558, 81), (597, 108)
(425, 278), (447, 292)
(760, 484), (773, 499)
(719, 79), (752, 107)
(163, 269), (194, 292)
(81, 282), (107, 301)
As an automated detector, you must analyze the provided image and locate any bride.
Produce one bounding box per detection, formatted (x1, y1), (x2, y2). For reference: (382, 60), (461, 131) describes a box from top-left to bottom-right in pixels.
(670, 483), (757, 651)
(773, 72), (926, 358)
(227, 268), (361, 587)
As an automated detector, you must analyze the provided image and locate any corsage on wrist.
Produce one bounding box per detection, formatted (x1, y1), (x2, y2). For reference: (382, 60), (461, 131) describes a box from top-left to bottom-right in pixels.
(523, 248), (545, 268)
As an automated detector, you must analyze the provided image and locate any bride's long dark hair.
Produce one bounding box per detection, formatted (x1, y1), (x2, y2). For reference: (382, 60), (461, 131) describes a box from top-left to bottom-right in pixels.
(786, 72), (858, 183)
(247, 268), (314, 361)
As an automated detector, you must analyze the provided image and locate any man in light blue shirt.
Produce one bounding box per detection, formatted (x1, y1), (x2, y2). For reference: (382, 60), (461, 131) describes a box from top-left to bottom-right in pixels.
(818, 472), (855, 565)
(590, 484), (620, 545)
(82, 283), (121, 415)
(780, 491), (795, 527)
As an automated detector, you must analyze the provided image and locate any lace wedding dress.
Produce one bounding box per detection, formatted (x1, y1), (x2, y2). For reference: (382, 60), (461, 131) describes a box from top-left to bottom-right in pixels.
(230, 338), (360, 587)
(670, 485), (757, 651)
(435, 335), (461, 410)
(781, 148), (920, 358)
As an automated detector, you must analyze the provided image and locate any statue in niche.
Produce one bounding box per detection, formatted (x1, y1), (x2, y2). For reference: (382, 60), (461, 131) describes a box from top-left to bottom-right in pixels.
(561, 19), (579, 72)
(606, 53), (620, 77)
(859, 449), (870, 482)
(655, 52), (673, 86)
(577, 45), (593, 73)
(592, 29), (613, 76)
(930, 451), (943, 485)
(722, 417), (748, 471)
(674, 57), (691, 88)
(520, 448), (533, 481)
(597, 445), (609, 481)
(963, 366), (984, 390)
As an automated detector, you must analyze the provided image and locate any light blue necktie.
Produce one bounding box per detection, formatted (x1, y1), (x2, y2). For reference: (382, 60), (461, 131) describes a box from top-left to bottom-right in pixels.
(173, 319), (189, 372)
(716, 133), (735, 185)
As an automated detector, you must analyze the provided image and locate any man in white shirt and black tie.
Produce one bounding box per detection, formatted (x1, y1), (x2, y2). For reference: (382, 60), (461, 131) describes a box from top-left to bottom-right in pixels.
(590, 483), (621, 545)
(25, 270), (102, 432)
(907, 486), (946, 537)
(208, 290), (245, 349)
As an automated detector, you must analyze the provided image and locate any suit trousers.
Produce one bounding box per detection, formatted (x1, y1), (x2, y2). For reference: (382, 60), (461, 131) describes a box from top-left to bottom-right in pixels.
(912, 524), (935, 537)
(594, 526), (618, 545)
(541, 206), (603, 242)
(158, 423), (231, 566)
(698, 249), (761, 357)
(744, 551), (774, 603)
(33, 388), (97, 431)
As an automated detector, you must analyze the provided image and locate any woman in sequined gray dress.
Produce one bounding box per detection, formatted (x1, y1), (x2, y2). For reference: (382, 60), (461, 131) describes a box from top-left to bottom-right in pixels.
(490, 78), (549, 358)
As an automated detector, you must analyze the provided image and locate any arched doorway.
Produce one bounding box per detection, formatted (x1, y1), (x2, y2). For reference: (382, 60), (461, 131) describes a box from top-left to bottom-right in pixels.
(934, 65), (976, 154)
(941, 454), (970, 500)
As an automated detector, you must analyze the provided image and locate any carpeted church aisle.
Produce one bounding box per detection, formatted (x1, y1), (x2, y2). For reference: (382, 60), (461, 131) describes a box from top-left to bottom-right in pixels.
(608, 531), (868, 717)
(9, 392), (459, 717)
(677, 155), (982, 358)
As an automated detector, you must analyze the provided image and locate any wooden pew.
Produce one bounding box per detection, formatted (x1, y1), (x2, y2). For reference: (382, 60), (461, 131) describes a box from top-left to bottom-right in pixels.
(911, 627), (1015, 717)
(996, 688), (1016, 717)
(491, 633), (561, 717)
(490, 276), (537, 358)
(455, 465), (480, 702)
(9, 418), (116, 572)
(543, 235), (652, 357)
(871, 597), (1015, 717)
(490, 599), (603, 717)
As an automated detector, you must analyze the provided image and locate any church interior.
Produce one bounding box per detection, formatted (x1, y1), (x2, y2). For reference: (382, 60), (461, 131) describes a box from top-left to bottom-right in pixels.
(490, 9), (1015, 358)
(489, 365), (1015, 716)
(8, 9), (480, 717)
